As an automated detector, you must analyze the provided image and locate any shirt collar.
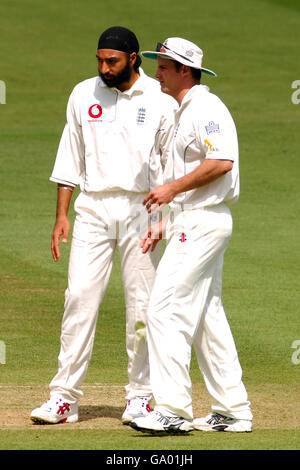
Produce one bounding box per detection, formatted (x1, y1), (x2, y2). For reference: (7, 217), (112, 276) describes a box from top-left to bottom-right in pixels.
(180, 84), (209, 107)
(98, 67), (146, 97)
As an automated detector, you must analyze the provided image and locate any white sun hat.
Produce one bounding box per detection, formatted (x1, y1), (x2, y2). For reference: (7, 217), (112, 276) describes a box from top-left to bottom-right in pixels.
(142, 37), (217, 77)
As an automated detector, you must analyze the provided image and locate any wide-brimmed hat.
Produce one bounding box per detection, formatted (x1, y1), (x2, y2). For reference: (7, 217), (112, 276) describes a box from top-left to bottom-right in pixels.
(142, 37), (216, 77)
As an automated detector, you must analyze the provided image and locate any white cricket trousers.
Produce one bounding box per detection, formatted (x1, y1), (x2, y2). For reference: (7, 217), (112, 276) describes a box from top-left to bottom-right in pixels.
(50, 191), (160, 403)
(147, 204), (252, 421)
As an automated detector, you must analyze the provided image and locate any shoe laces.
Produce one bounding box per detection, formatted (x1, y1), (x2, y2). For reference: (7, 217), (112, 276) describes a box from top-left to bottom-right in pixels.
(208, 413), (234, 425)
(152, 411), (172, 426)
(153, 411), (185, 428)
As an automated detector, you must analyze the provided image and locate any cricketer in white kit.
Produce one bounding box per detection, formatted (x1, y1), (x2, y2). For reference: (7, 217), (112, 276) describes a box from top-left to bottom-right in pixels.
(30, 27), (175, 425)
(130, 37), (253, 434)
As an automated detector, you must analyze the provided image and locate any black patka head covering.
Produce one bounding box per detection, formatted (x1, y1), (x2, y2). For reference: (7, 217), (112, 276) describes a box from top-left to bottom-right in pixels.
(98, 26), (139, 53)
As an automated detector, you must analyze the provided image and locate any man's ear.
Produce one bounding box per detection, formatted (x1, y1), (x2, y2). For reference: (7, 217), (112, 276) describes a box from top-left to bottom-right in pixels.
(181, 65), (190, 76)
(129, 52), (137, 65)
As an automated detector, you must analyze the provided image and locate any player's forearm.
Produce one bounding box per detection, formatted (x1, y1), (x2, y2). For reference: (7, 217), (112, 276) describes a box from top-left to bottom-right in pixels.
(170, 159), (233, 196)
(55, 184), (74, 218)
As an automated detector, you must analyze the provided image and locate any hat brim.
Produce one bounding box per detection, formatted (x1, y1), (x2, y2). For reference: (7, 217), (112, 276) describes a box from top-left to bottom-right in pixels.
(141, 51), (217, 77)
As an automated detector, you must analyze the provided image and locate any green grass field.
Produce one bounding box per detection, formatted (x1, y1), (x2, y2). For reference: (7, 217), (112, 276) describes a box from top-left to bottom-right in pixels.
(0, 0), (300, 453)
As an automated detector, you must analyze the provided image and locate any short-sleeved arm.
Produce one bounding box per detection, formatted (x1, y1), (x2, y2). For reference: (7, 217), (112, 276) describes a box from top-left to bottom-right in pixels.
(194, 96), (239, 163)
(50, 87), (85, 187)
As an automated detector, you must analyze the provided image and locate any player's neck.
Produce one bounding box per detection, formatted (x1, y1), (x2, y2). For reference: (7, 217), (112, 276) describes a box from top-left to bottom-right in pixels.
(175, 80), (200, 106)
(118, 69), (140, 92)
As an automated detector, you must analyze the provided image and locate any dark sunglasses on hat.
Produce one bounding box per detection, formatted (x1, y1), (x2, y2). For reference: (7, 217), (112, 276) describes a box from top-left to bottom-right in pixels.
(155, 42), (194, 64)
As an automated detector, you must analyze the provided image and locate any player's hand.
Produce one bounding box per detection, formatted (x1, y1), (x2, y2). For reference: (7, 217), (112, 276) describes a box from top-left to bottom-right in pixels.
(141, 227), (161, 253)
(143, 183), (176, 213)
(51, 216), (71, 261)
(141, 217), (168, 253)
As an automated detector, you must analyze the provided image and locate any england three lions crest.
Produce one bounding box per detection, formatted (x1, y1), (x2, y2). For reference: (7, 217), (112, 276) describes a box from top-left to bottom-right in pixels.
(137, 107), (146, 125)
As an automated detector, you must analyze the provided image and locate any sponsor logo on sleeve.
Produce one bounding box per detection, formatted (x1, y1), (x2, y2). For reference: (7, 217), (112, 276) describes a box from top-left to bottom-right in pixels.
(204, 138), (219, 154)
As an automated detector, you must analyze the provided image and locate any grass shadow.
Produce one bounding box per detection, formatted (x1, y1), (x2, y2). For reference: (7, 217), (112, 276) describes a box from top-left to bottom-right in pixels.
(79, 405), (124, 422)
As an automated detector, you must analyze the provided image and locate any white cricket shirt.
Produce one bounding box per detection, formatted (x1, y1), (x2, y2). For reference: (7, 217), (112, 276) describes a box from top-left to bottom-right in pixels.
(50, 69), (175, 193)
(164, 84), (239, 209)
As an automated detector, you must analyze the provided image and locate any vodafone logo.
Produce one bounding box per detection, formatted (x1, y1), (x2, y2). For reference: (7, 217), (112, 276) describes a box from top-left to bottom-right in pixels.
(88, 104), (102, 119)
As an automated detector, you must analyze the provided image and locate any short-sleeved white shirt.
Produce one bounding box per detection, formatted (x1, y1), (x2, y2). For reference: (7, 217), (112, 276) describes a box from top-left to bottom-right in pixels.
(164, 84), (239, 208)
(50, 69), (176, 193)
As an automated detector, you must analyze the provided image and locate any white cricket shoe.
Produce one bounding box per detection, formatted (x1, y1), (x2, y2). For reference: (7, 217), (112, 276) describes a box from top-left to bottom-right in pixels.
(130, 410), (193, 434)
(30, 396), (78, 424)
(193, 412), (252, 432)
(121, 397), (151, 424)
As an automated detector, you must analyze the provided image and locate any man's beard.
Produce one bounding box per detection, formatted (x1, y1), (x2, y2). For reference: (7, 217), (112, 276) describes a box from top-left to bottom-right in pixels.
(99, 60), (132, 88)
